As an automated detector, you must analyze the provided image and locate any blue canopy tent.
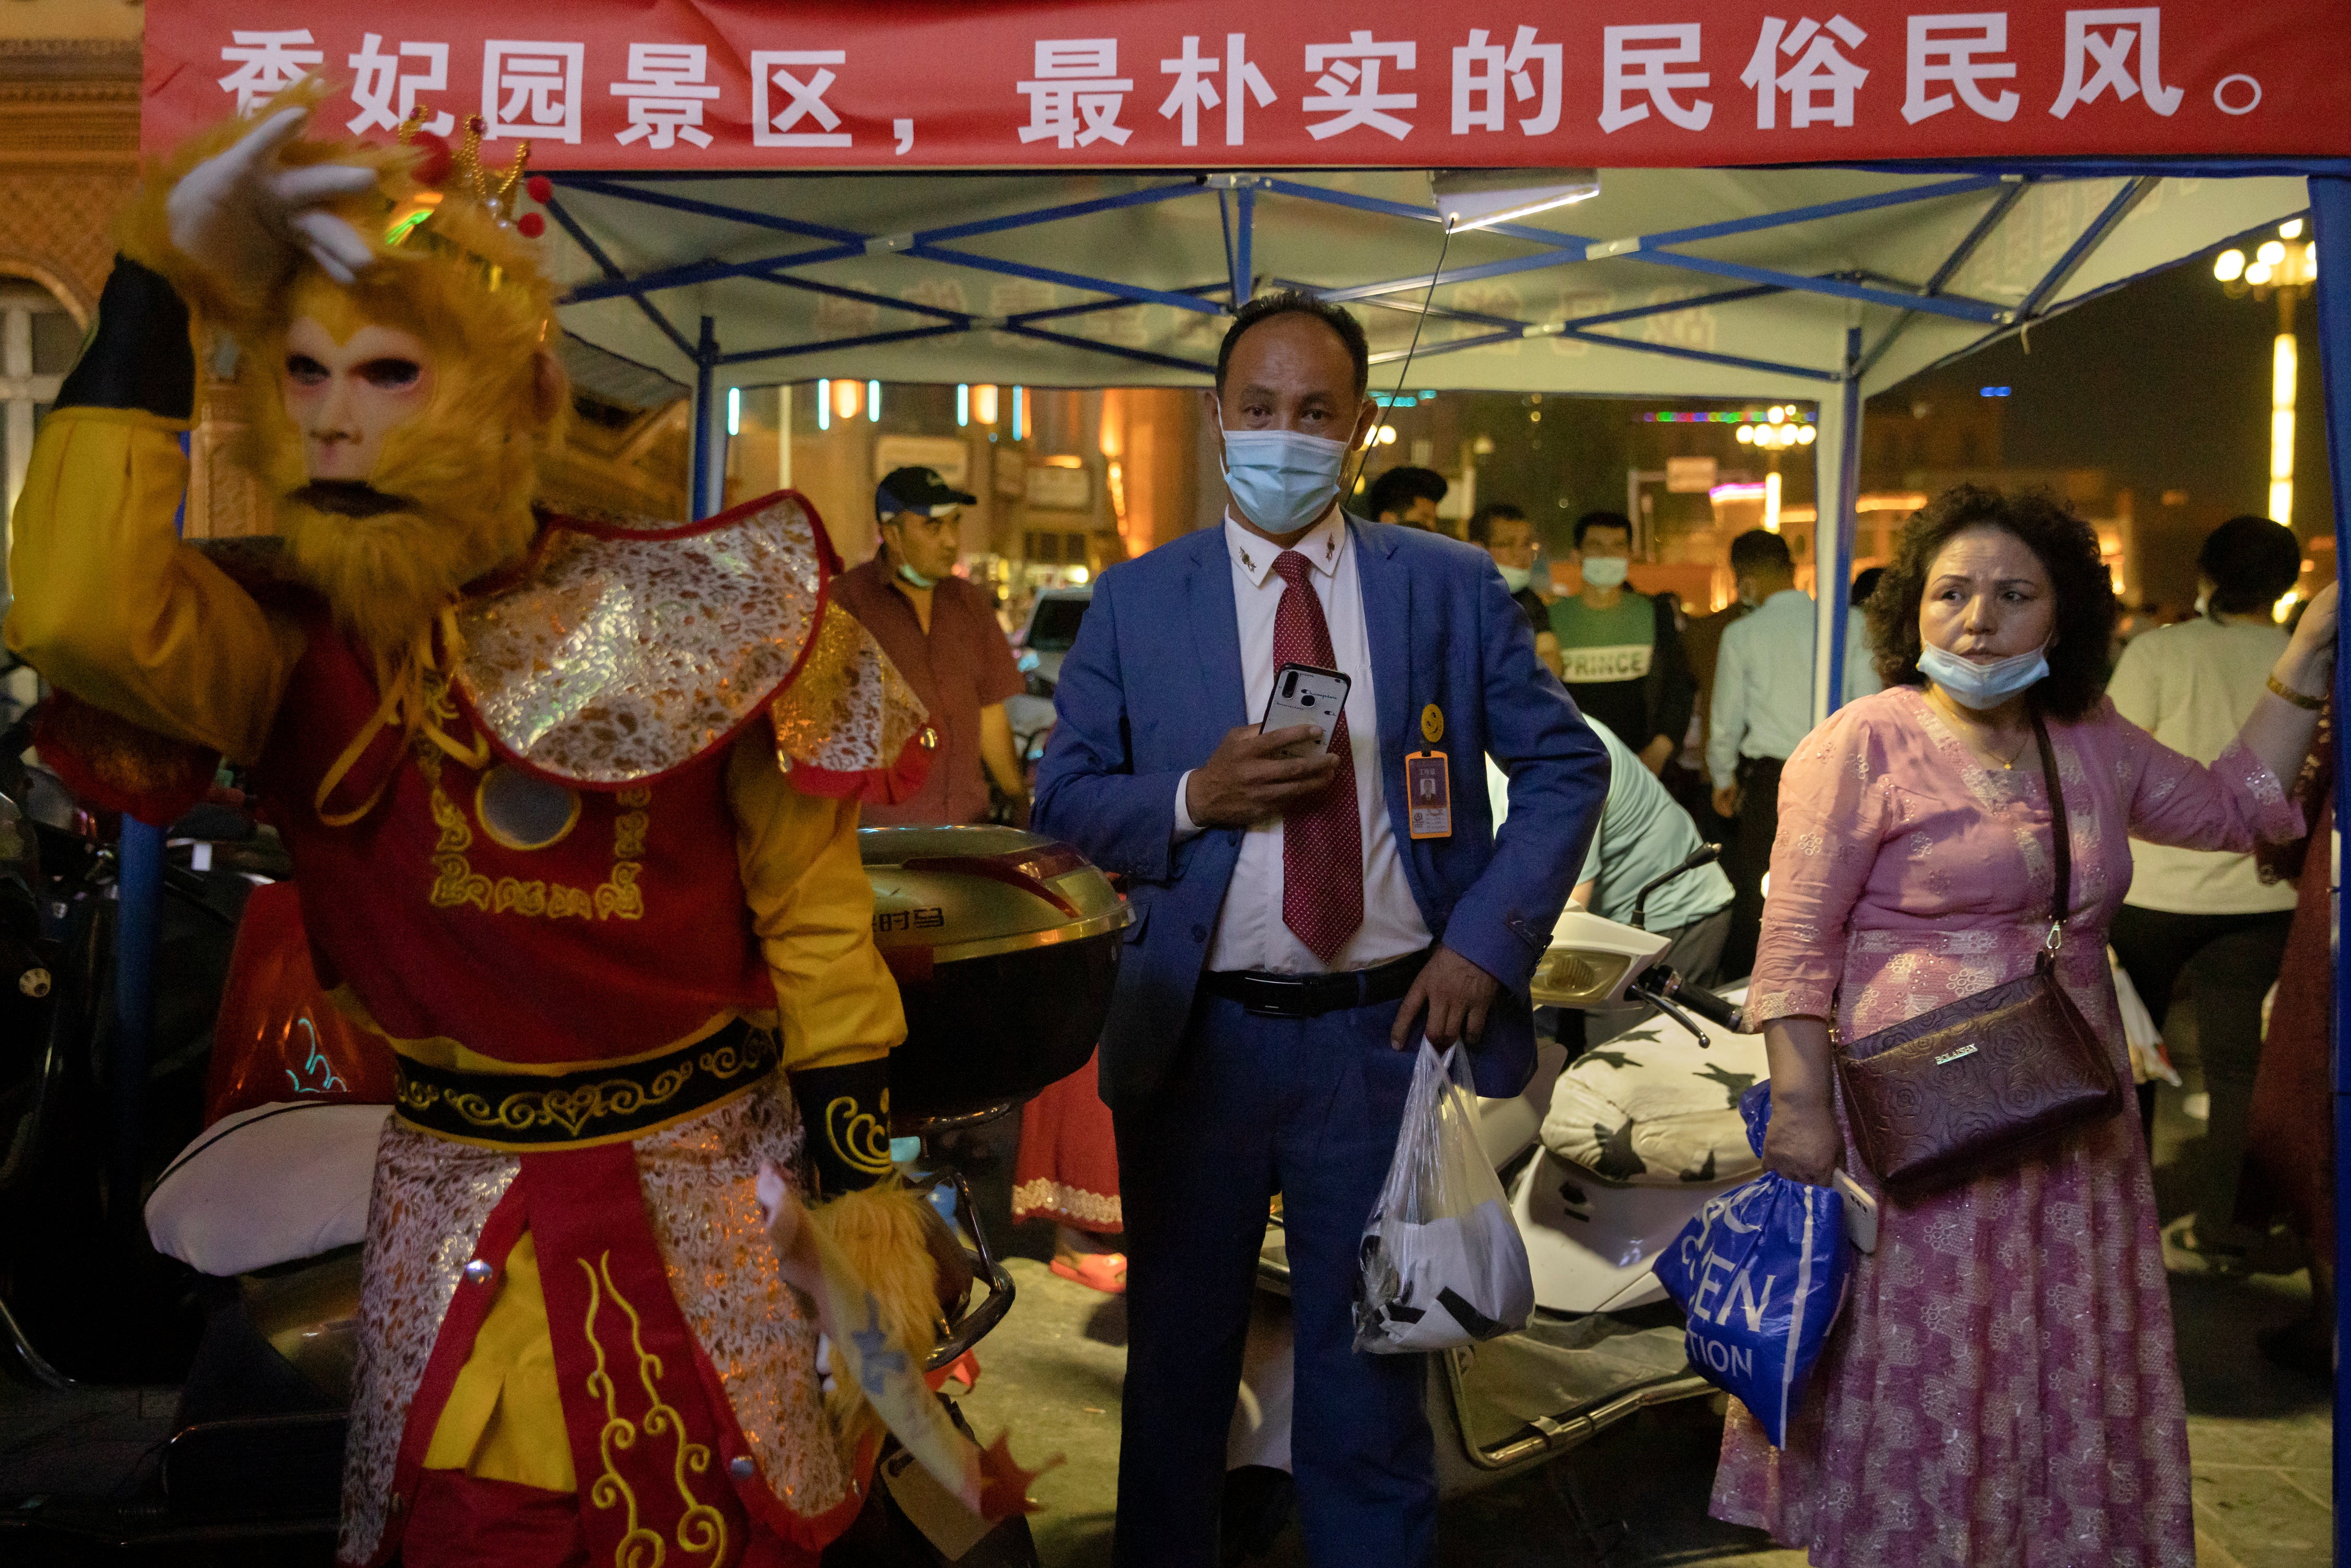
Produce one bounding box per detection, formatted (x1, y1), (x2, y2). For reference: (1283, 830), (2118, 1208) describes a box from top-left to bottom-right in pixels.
(532, 160), (2322, 722)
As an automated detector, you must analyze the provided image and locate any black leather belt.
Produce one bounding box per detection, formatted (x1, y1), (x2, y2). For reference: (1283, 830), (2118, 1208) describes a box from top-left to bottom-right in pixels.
(1201, 947), (1433, 1018)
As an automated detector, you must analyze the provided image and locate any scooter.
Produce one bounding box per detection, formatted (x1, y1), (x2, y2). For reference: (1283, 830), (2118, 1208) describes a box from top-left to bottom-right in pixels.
(1227, 855), (1759, 1534)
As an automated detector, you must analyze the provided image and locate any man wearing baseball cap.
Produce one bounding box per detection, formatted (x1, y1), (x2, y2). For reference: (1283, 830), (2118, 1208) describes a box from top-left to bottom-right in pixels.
(831, 466), (1031, 826)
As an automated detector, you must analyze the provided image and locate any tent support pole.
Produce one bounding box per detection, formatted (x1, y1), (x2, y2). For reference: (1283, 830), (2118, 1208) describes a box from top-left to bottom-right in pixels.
(691, 315), (721, 520)
(1813, 327), (1864, 724)
(2308, 173), (2351, 1560)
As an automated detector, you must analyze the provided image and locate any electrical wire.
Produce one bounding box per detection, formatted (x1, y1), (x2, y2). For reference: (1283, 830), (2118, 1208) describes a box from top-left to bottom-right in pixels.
(1343, 217), (1457, 502)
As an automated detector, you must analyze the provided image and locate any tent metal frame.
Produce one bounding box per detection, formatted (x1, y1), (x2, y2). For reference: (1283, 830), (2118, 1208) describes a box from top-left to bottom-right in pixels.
(543, 159), (2290, 707)
(543, 165), (2034, 394)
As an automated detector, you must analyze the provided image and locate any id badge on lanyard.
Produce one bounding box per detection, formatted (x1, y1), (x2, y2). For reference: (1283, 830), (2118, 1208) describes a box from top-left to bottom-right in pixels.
(1404, 751), (1452, 840)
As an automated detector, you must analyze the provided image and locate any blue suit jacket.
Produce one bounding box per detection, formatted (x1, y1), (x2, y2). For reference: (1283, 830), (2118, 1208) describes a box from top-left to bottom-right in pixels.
(1033, 516), (1609, 1110)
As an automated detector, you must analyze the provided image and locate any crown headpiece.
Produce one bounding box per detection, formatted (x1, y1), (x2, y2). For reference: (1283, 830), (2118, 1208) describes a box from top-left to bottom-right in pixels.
(381, 109), (552, 282)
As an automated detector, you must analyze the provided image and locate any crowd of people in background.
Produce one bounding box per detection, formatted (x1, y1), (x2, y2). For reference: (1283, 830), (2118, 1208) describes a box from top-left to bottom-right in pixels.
(965, 445), (2333, 1325)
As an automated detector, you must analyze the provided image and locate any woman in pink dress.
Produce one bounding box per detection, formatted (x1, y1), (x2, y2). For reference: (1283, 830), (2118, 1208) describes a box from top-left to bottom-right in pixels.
(1710, 486), (2337, 1565)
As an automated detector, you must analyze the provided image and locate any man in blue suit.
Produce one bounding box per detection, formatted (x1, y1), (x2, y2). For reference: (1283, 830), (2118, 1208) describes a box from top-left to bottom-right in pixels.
(1033, 292), (1607, 1565)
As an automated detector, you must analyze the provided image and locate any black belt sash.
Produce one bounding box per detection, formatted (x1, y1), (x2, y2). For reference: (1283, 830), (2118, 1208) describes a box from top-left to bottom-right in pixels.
(393, 1020), (778, 1149)
(1200, 946), (1433, 1019)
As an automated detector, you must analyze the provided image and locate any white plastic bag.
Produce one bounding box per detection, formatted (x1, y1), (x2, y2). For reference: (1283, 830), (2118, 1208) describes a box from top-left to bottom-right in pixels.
(1355, 1041), (1535, 1353)
(2108, 946), (2180, 1087)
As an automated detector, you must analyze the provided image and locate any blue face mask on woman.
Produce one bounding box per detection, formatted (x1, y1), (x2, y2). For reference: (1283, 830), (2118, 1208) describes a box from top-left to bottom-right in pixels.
(1917, 640), (2049, 710)
(1218, 426), (1349, 535)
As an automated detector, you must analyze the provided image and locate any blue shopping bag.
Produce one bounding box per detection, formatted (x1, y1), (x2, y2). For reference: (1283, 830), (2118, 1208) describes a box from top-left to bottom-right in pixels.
(1654, 1084), (1849, 1447)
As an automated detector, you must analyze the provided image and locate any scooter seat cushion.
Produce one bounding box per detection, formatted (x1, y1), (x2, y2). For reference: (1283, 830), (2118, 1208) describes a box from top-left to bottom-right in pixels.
(1540, 997), (1770, 1187)
(145, 1099), (390, 1276)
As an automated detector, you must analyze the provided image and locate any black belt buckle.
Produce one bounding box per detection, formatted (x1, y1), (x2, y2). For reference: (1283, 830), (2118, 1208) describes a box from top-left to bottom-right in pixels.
(1237, 972), (1329, 1018)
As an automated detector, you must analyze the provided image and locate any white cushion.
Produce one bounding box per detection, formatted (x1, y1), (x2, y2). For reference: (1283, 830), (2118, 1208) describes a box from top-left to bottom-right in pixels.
(145, 1100), (389, 1277)
(1539, 996), (1770, 1187)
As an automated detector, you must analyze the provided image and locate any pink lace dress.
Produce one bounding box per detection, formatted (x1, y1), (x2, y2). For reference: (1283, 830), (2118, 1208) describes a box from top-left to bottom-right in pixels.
(1709, 686), (2300, 1567)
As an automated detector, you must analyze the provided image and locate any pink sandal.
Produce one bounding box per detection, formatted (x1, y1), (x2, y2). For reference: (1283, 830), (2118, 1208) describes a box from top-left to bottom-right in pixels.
(1049, 1252), (1127, 1295)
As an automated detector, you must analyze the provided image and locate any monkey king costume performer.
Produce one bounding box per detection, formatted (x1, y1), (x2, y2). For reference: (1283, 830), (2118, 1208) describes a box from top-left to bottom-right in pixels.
(7, 87), (1029, 1566)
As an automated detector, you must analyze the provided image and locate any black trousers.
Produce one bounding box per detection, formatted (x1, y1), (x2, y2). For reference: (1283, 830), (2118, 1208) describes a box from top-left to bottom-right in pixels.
(2108, 902), (2294, 1234)
(1720, 754), (1784, 983)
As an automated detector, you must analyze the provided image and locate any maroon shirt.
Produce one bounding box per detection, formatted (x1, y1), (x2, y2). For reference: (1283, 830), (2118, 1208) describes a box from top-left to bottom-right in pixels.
(831, 556), (1024, 827)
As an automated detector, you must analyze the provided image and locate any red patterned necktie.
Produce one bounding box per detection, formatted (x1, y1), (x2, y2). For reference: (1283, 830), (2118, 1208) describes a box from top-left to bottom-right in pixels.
(1270, 549), (1364, 962)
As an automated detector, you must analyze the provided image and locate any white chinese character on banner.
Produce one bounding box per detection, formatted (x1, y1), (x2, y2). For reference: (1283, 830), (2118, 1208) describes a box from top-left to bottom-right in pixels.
(347, 36), (456, 136)
(1019, 39), (1134, 149)
(1742, 16), (1870, 130)
(610, 43), (719, 149)
(2049, 8), (2181, 119)
(483, 40), (585, 144)
(1158, 33), (1276, 147)
(1903, 14), (2018, 123)
(1598, 25), (1713, 133)
(218, 30), (323, 113)
(1454, 26), (1563, 136)
(751, 52), (851, 148)
(1303, 31), (1416, 141)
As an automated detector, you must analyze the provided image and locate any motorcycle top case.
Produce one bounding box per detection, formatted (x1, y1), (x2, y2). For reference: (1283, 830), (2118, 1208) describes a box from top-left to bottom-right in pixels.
(1654, 1084), (1849, 1447)
(1355, 1042), (1535, 1354)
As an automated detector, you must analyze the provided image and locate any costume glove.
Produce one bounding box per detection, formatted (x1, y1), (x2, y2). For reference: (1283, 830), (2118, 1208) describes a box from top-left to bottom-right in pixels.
(787, 1058), (897, 1196)
(166, 105), (378, 291)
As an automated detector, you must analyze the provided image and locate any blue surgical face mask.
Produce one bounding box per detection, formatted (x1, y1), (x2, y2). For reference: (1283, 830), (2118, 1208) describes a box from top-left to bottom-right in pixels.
(1579, 555), (1629, 590)
(1218, 423), (1348, 535)
(1497, 564), (1534, 594)
(897, 560), (941, 590)
(1917, 640), (2049, 710)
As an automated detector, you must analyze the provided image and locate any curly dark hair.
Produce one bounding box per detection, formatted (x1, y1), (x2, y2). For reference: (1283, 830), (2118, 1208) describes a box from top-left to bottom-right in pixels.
(1866, 484), (2117, 722)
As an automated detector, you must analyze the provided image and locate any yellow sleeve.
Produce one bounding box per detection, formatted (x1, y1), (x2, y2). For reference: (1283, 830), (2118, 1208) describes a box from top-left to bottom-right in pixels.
(726, 730), (905, 1072)
(5, 407), (300, 763)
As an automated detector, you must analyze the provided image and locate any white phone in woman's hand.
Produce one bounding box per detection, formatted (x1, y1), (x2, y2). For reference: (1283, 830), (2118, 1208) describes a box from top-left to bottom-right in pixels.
(1833, 1169), (1879, 1253)
(1261, 663), (1351, 759)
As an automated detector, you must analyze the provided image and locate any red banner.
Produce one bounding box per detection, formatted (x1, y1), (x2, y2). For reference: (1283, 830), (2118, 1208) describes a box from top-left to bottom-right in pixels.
(144, 2), (2349, 171)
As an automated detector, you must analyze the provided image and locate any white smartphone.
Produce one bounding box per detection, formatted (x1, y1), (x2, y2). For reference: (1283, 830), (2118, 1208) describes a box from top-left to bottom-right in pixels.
(1261, 663), (1352, 759)
(1832, 1169), (1879, 1255)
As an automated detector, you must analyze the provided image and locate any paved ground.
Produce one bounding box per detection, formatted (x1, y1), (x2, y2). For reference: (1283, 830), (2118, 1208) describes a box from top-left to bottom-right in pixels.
(953, 1056), (2336, 1568)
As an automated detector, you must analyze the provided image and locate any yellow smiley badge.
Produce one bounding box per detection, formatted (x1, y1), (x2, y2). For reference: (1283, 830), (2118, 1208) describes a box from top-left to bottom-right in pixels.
(1420, 703), (1445, 745)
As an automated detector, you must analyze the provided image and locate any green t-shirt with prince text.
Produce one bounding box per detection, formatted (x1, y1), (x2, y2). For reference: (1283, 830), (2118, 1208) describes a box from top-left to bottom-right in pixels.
(1547, 592), (1656, 747)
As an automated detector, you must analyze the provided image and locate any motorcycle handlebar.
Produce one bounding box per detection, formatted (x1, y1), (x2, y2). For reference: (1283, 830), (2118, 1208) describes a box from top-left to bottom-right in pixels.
(1673, 982), (1744, 1032)
(1633, 961), (1746, 1037)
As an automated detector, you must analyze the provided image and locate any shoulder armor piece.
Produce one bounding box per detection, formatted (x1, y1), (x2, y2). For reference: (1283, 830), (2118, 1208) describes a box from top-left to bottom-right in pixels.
(768, 606), (934, 802)
(450, 491), (831, 787)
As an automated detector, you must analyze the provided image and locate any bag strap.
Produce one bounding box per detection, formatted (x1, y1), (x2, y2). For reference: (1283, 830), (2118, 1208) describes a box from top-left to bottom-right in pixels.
(2031, 711), (2070, 953)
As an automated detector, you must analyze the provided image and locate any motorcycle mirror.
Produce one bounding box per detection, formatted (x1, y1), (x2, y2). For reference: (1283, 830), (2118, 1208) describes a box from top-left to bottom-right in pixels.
(1628, 842), (1721, 933)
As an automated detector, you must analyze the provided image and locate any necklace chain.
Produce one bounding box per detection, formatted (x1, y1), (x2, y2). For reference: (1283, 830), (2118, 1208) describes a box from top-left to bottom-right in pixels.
(1929, 687), (2030, 769)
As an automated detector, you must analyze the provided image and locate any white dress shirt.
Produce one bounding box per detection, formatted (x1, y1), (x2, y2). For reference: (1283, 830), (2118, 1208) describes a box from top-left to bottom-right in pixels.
(1174, 510), (1433, 974)
(2108, 614), (2297, 914)
(1706, 587), (1881, 788)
